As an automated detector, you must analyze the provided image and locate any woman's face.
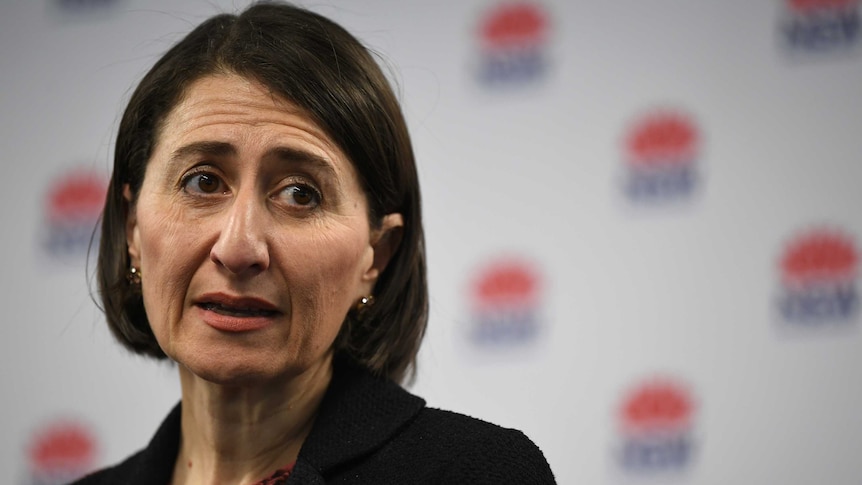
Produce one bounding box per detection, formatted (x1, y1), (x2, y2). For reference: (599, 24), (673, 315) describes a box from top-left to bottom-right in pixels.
(126, 74), (400, 385)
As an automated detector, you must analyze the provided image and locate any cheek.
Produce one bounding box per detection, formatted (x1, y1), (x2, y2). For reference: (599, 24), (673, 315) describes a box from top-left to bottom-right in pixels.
(136, 200), (207, 334)
(313, 225), (370, 294)
(286, 224), (370, 331)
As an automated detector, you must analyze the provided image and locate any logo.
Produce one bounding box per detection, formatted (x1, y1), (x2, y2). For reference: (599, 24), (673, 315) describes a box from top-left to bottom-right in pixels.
(41, 168), (108, 261)
(476, 2), (551, 86)
(468, 257), (543, 346)
(622, 110), (701, 204)
(26, 419), (98, 485)
(777, 227), (858, 324)
(781, 0), (861, 54)
(616, 378), (696, 474)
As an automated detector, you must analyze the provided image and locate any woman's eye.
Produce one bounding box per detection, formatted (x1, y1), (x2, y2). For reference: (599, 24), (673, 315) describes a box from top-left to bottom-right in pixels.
(183, 173), (223, 194)
(280, 184), (320, 207)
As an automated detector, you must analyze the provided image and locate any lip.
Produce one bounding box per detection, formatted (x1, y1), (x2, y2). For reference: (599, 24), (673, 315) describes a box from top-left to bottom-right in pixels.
(193, 292), (281, 333)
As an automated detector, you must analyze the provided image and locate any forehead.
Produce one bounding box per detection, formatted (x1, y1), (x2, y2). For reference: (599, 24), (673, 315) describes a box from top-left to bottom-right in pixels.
(154, 73), (347, 167)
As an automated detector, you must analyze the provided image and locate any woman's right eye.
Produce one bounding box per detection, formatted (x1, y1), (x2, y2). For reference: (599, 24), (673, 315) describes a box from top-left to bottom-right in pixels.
(182, 172), (224, 195)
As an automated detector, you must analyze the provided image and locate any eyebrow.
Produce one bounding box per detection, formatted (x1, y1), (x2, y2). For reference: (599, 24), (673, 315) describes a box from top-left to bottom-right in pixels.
(170, 141), (236, 165)
(169, 141), (339, 179)
(265, 146), (338, 179)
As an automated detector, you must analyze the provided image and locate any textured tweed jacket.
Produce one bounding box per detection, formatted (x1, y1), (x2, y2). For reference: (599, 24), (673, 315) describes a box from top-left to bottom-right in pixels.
(72, 357), (556, 484)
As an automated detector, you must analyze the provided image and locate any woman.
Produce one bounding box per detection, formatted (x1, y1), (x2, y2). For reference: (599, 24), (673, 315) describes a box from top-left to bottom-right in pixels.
(75, 2), (555, 484)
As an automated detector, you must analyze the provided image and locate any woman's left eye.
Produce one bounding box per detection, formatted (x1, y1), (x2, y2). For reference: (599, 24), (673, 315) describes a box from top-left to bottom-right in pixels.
(278, 184), (321, 208)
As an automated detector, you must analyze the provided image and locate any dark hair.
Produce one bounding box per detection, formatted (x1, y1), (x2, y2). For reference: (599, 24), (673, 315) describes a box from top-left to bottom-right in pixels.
(97, 1), (427, 383)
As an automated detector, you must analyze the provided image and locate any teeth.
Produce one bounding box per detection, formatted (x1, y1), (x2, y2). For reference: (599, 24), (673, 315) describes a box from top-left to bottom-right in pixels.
(202, 303), (276, 317)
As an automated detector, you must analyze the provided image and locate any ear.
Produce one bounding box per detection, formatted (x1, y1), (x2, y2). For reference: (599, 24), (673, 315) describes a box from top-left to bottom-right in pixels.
(362, 213), (404, 283)
(123, 184), (141, 267)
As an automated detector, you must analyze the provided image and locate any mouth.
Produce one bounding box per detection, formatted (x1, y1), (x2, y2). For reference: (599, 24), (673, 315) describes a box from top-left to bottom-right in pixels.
(195, 294), (281, 318)
(197, 302), (279, 317)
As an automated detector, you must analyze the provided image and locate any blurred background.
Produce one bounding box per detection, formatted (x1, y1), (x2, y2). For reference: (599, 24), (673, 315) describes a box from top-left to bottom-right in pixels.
(2, 0), (861, 483)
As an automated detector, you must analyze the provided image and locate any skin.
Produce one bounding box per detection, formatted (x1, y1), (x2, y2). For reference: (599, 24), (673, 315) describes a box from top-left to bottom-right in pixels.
(125, 73), (402, 485)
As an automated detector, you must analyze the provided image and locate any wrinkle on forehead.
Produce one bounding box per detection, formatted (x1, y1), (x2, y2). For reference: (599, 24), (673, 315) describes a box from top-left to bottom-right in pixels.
(153, 73), (342, 163)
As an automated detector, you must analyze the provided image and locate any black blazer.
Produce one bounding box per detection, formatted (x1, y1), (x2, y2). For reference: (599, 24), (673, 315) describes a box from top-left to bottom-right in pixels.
(72, 357), (556, 484)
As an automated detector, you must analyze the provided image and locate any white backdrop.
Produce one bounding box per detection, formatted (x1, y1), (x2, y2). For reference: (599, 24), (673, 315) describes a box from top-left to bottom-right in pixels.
(2, 1), (861, 484)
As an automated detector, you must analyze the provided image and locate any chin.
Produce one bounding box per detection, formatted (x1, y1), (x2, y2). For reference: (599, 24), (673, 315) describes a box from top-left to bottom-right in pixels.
(195, 364), (293, 389)
(178, 348), (292, 387)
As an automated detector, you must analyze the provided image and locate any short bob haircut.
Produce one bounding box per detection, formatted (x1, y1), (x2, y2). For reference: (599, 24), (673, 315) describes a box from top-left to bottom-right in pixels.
(97, 1), (427, 383)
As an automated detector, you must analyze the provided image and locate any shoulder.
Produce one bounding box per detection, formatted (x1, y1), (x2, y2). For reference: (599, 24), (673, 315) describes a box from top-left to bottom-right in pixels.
(383, 407), (556, 484)
(316, 359), (556, 483)
(410, 407), (530, 444)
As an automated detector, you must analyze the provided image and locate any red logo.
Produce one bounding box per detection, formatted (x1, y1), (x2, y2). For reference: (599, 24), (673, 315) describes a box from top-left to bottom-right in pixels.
(476, 2), (550, 85)
(777, 227), (858, 323)
(621, 379), (694, 434)
(480, 3), (548, 49)
(28, 419), (97, 482)
(625, 111), (699, 170)
(469, 257), (543, 346)
(616, 377), (696, 472)
(42, 167), (108, 259)
(473, 259), (540, 310)
(45, 170), (107, 223)
(781, 228), (857, 287)
(787, 0), (859, 13)
(622, 109), (701, 202)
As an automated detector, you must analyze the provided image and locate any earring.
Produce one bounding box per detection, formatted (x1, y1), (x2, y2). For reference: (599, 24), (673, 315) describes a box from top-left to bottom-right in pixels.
(128, 266), (142, 285)
(353, 295), (374, 319)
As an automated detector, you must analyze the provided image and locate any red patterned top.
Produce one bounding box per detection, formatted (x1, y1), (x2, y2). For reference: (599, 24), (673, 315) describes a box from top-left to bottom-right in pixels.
(253, 463), (295, 485)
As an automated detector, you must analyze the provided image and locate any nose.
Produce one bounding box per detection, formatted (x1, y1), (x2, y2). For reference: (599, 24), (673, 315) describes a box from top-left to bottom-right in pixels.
(210, 191), (270, 276)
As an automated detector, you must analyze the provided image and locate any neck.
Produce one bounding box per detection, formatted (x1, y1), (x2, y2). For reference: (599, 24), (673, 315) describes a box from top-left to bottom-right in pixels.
(171, 353), (332, 485)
